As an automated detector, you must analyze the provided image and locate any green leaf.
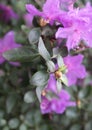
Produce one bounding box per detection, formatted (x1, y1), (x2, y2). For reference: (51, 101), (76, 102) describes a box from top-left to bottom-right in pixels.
(3, 126), (9, 130)
(53, 46), (68, 57)
(21, 25), (30, 35)
(38, 37), (51, 61)
(53, 47), (59, 58)
(57, 55), (64, 68)
(60, 74), (68, 86)
(59, 46), (68, 57)
(24, 91), (35, 103)
(42, 26), (54, 37)
(28, 28), (41, 44)
(19, 124), (27, 130)
(46, 60), (55, 72)
(3, 46), (39, 62)
(0, 110), (4, 118)
(56, 80), (62, 92)
(8, 118), (20, 129)
(34, 110), (41, 124)
(36, 86), (44, 102)
(30, 71), (49, 87)
(66, 109), (79, 119)
(78, 86), (92, 99)
(6, 94), (17, 114)
(0, 119), (6, 126)
(24, 111), (35, 126)
(85, 121), (92, 130)
(70, 124), (81, 130)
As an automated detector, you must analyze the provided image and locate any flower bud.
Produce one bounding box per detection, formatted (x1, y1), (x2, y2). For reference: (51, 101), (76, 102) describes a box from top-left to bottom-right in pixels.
(41, 90), (47, 96)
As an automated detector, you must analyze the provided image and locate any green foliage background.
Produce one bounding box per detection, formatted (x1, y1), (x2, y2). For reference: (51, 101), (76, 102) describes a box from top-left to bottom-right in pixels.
(0, 0), (92, 130)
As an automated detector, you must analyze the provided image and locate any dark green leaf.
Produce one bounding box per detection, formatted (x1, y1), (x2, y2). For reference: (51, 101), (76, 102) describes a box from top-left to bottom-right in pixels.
(28, 28), (41, 44)
(30, 71), (49, 87)
(24, 91), (35, 103)
(3, 46), (39, 62)
(57, 55), (64, 67)
(8, 118), (20, 129)
(36, 86), (44, 102)
(42, 26), (54, 37)
(3, 126), (9, 130)
(38, 37), (51, 61)
(56, 80), (62, 92)
(53, 46), (68, 57)
(46, 60), (55, 72)
(19, 124), (27, 130)
(6, 94), (17, 114)
(70, 124), (81, 130)
(0, 119), (6, 126)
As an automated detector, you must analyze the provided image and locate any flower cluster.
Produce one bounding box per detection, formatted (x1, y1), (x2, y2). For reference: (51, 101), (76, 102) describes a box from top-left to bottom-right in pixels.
(1, 0), (91, 115)
(41, 74), (76, 114)
(40, 54), (86, 114)
(26, 0), (92, 50)
(25, 0), (91, 114)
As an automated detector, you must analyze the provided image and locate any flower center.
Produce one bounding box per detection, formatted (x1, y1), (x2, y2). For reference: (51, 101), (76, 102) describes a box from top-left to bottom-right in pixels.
(41, 90), (47, 96)
(39, 18), (49, 27)
(55, 70), (62, 79)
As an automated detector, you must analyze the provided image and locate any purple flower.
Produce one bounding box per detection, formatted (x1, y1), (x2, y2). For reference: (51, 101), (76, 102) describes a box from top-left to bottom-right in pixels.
(56, 4), (92, 50)
(64, 54), (87, 86)
(26, 0), (77, 26)
(0, 4), (18, 23)
(56, 23), (81, 50)
(79, 2), (92, 18)
(40, 74), (76, 114)
(40, 54), (86, 113)
(26, 0), (63, 24)
(0, 31), (21, 65)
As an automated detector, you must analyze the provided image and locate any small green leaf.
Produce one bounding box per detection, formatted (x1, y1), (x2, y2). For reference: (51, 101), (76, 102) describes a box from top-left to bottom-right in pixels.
(36, 86), (44, 102)
(53, 47), (59, 58)
(78, 86), (91, 99)
(0, 110), (4, 118)
(8, 118), (20, 129)
(30, 71), (49, 87)
(53, 46), (68, 57)
(46, 60), (55, 72)
(0, 119), (6, 126)
(56, 80), (62, 92)
(57, 55), (64, 68)
(38, 37), (51, 60)
(19, 124), (27, 130)
(24, 111), (35, 126)
(60, 74), (68, 86)
(21, 25), (30, 34)
(6, 94), (17, 114)
(42, 26), (54, 37)
(70, 124), (81, 130)
(3, 126), (9, 130)
(24, 91), (35, 103)
(28, 28), (41, 44)
(3, 46), (39, 62)
(66, 109), (79, 119)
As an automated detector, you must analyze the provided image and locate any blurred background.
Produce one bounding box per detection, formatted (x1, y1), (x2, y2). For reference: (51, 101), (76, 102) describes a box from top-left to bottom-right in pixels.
(0, 0), (92, 130)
